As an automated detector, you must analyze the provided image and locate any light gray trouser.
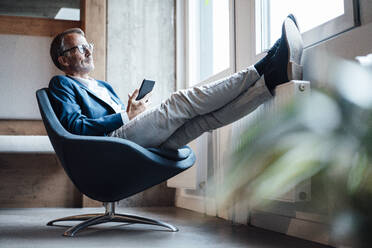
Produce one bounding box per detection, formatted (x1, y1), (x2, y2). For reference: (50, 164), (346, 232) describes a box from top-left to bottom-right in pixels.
(109, 66), (272, 149)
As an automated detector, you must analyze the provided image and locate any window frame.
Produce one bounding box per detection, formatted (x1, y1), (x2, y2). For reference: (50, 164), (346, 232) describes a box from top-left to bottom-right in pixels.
(0, 0), (83, 37)
(177, 0), (236, 89)
(173, 0), (236, 193)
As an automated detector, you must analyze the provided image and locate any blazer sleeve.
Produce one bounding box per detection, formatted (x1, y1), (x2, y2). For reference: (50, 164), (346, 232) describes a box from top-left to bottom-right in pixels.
(49, 76), (124, 136)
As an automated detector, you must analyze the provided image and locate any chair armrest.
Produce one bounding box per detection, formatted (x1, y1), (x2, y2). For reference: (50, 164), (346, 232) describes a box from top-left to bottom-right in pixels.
(147, 147), (191, 161)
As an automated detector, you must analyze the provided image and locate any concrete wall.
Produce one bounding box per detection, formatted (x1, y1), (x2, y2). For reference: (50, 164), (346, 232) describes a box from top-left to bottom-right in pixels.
(107, 0), (176, 107)
(106, 0), (176, 207)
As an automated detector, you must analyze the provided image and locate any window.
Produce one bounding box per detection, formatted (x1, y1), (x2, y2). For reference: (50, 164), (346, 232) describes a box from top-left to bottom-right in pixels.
(186, 0), (234, 86)
(172, 0), (235, 201)
(256, 0), (360, 54)
(0, 0), (80, 21)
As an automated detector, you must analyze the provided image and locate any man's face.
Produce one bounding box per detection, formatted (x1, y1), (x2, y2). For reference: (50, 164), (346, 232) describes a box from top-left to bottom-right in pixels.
(61, 33), (94, 74)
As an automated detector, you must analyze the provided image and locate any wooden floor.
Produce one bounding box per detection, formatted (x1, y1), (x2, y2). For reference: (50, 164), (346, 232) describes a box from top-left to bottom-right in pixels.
(0, 207), (332, 248)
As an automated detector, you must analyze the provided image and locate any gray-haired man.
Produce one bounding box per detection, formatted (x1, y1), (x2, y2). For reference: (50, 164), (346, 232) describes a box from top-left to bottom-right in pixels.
(48, 15), (303, 149)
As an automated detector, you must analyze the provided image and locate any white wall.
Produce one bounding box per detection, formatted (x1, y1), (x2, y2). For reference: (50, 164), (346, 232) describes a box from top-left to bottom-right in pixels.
(0, 34), (60, 119)
(303, 20), (372, 88)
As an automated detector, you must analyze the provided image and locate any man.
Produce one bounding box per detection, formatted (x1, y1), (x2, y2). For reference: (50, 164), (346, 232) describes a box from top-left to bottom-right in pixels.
(49, 14), (303, 150)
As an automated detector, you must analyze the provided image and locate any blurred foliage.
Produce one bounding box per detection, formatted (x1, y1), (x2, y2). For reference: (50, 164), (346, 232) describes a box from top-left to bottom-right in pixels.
(220, 58), (372, 247)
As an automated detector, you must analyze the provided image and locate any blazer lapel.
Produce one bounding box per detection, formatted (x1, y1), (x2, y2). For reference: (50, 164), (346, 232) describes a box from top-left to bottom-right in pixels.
(67, 76), (118, 113)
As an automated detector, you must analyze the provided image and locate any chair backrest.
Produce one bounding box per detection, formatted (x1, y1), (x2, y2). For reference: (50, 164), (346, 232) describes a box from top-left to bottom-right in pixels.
(36, 88), (73, 166)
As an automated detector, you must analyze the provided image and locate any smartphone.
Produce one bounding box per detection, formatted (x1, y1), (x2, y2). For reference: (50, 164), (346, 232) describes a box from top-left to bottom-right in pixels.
(136, 79), (155, 100)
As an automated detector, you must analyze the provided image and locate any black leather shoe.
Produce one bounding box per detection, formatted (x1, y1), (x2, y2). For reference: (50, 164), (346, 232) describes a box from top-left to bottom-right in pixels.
(265, 14), (298, 58)
(263, 14), (303, 94)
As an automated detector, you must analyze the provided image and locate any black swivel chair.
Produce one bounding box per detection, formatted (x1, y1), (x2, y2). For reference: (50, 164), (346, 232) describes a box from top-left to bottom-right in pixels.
(36, 88), (195, 237)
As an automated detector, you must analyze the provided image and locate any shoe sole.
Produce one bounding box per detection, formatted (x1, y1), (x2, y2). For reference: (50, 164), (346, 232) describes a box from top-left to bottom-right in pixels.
(283, 17), (304, 81)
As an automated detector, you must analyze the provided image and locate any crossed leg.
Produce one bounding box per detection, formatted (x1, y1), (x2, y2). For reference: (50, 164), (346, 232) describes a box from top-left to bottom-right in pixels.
(160, 75), (272, 149)
(110, 66), (272, 148)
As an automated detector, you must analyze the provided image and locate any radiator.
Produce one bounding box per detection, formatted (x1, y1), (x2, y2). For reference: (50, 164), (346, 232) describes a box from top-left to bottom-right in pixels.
(232, 80), (311, 202)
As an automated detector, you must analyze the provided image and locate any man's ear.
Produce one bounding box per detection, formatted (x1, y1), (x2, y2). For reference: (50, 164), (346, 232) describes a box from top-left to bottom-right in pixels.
(58, 56), (69, 68)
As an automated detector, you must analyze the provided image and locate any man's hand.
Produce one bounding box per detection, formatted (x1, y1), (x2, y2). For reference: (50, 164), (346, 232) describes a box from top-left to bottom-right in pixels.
(126, 89), (152, 120)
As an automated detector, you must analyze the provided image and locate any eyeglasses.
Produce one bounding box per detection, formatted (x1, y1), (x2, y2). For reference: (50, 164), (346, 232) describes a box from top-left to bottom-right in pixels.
(60, 43), (94, 56)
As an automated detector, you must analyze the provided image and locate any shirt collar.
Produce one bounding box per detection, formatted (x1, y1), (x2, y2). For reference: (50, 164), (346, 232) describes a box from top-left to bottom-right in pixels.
(69, 75), (97, 89)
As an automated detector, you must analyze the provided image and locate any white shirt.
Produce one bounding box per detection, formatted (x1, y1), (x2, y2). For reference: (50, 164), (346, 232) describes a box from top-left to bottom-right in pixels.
(71, 76), (129, 124)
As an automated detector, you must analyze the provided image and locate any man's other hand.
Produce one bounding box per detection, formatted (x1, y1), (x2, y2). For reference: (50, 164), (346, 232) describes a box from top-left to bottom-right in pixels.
(126, 89), (152, 120)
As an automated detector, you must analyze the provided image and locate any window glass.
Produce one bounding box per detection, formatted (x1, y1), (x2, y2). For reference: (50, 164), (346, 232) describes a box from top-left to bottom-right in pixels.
(188, 0), (230, 85)
(256, 0), (345, 54)
(0, 0), (80, 21)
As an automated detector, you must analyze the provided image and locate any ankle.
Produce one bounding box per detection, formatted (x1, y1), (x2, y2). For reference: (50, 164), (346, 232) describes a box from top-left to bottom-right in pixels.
(254, 55), (269, 76)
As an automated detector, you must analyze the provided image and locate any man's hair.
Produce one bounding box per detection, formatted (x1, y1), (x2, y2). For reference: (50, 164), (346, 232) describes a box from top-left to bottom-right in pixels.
(50, 28), (85, 70)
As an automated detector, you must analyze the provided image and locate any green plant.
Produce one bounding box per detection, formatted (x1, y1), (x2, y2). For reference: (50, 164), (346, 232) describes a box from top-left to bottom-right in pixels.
(221, 58), (372, 247)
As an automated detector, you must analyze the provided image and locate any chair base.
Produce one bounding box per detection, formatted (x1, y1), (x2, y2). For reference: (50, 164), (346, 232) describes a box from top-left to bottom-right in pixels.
(47, 202), (178, 237)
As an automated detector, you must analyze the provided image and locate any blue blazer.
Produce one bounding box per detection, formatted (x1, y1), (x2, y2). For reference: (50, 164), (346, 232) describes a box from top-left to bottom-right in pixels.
(48, 75), (126, 136)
